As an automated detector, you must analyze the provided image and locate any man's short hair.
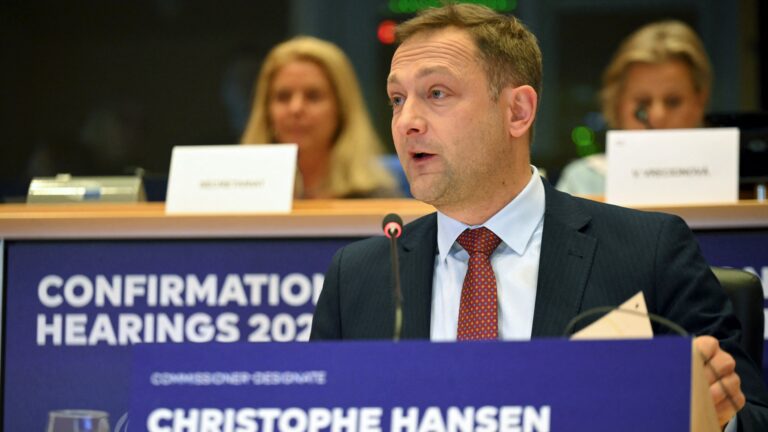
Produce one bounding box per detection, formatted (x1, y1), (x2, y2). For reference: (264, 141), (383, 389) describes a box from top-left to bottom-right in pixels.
(395, 3), (542, 101)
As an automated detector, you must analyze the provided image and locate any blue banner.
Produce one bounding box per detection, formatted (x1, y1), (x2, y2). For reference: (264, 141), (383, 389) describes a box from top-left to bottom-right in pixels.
(3, 229), (765, 431)
(130, 339), (693, 432)
(3, 239), (351, 432)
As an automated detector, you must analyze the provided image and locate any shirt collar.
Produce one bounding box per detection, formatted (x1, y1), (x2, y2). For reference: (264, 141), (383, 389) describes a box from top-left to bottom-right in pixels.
(436, 166), (545, 261)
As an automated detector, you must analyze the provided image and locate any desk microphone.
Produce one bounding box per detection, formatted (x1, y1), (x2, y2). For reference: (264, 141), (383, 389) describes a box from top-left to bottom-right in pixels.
(634, 104), (653, 129)
(382, 213), (404, 341)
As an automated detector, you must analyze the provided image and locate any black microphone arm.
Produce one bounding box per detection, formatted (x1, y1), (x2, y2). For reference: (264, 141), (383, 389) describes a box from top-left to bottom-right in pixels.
(562, 306), (688, 338)
(382, 213), (404, 341)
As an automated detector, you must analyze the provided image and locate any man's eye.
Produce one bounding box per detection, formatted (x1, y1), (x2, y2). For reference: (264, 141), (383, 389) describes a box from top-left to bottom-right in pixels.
(430, 89), (445, 99)
(390, 96), (404, 107)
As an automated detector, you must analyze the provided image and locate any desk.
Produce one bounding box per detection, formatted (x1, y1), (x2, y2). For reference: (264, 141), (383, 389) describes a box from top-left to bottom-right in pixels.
(0, 199), (766, 431)
(0, 199), (766, 239)
(0, 200), (434, 239)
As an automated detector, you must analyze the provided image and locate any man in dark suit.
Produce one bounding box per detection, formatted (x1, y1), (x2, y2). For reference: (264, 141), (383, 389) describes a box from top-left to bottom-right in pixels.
(310, 3), (768, 429)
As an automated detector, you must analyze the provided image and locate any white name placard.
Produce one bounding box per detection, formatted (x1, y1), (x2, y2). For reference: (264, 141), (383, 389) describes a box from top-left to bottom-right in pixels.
(165, 145), (297, 214)
(606, 128), (739, 205)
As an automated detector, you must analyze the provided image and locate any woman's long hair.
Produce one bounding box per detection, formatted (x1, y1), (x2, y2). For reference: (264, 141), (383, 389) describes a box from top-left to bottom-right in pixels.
(241, 36), (397, 198)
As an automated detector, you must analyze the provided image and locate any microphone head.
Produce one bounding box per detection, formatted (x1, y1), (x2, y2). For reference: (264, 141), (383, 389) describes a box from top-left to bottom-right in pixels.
(382, 213), (403, 239)
(634, 105), (651, 129)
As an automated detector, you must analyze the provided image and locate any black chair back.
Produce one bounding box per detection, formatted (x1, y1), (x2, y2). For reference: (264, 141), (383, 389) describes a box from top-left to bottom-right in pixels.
(712, 266), (764, 368)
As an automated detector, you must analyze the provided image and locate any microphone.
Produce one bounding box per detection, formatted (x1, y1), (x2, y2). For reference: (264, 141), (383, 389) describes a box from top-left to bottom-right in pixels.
(382, 213), (404, 341)
(383, 213), (403, 239)
(634, 104), (652, 129)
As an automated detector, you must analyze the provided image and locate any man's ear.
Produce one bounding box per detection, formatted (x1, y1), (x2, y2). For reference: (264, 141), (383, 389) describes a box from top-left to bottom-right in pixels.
(502, 85), (537, 138)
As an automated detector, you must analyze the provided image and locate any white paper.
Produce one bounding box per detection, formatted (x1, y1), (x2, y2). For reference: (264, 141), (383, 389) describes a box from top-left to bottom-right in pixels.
(571, 291), (653, 340)
(606, 128), (739, 205)
(165, 145), (297, 214)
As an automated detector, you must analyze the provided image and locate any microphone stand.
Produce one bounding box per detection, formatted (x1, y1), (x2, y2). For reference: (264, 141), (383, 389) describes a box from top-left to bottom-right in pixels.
(382, 213), (404, 341)
(389, 232), (403, 341)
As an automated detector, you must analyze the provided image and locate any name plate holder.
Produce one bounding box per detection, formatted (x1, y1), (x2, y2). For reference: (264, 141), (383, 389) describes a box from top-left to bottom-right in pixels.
(27, 174), (145, 203)
(165, 145), (297, 214)
(130, 339), (717, 431)
(606, 128), (739, 206)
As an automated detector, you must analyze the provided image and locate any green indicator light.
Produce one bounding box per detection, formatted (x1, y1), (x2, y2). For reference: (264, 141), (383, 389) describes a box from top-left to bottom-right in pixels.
(571, 126), (593, 147)
(389, 0), (516, 13)
(571, 126), (597, 157)
(502, 0), (518, 11)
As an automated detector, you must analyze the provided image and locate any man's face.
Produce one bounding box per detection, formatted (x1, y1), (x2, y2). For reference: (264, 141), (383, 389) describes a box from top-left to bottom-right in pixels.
(387, 27), (511, 211)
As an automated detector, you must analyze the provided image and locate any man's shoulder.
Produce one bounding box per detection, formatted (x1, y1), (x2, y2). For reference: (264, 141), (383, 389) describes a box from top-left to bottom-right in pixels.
(547, 184), (680, 223)
(578, 195), (679, 223)
(546, 184), (686, 232)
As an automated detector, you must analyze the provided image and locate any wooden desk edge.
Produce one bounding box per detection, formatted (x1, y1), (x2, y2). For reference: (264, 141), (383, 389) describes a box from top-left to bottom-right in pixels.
(0, 199), (765, 239)
(0, 200), (434, 239)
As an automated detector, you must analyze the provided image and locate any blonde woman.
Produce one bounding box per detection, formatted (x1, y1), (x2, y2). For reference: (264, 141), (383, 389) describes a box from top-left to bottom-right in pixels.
(557, 20), (712, 195)
(241, 36), (400, 199)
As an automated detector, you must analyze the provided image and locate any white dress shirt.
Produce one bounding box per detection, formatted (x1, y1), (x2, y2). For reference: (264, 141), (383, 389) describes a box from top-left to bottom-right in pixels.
(430, 166), (545, 341)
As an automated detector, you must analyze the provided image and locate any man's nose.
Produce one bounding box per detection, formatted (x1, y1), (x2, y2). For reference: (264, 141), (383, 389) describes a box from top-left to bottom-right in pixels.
(394, 99), (427, 137)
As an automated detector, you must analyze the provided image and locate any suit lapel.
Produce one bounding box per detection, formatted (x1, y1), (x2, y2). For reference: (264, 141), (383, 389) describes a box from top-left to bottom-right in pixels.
(395, 183), (598, 339)
(532, 181), (597, 337)
(398, 213), (437, 339)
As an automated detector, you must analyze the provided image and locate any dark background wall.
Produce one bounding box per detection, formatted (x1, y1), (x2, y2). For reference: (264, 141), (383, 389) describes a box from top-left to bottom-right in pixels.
(0, 0), (291, 198)
(1, 0), (765, 200)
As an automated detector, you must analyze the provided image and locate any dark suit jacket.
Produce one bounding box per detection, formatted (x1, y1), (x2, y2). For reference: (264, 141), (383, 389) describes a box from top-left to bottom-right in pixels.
(311, 179), (768, 429)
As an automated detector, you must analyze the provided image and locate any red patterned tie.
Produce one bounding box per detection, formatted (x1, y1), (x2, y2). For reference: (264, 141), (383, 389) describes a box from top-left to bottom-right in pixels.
(456, 227), (502, 340)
